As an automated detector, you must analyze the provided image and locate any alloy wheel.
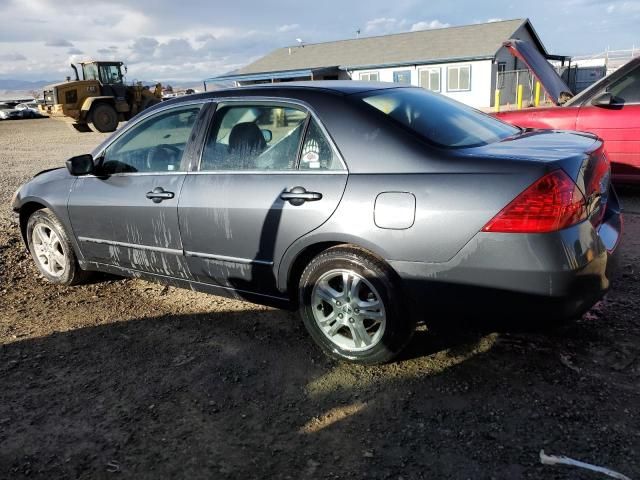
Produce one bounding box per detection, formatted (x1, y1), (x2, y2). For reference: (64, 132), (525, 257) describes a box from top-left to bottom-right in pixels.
(32, 223), (67, 277)
(311, 269), (386, 351)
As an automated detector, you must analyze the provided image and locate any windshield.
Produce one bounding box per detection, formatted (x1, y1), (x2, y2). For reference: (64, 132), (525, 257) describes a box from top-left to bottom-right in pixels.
(566, 59), (640, 106)
(357, 88), (520, 148)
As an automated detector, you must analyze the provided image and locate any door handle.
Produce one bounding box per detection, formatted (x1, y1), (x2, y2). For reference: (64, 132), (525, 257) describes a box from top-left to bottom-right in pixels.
(146, 187), (175, 203)
(280, 186), (322, 206)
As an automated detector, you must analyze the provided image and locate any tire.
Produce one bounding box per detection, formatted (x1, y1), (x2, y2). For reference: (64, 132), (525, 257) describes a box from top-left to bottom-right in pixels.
(298, 245), (415, 365)
(88, 103), (118, 132)
(26, 208), (89, 286)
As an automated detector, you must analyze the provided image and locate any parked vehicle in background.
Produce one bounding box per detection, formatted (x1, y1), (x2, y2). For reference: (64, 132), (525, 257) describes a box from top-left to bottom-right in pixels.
(40, 60), (162, 133)
(0, 103), (22, 120)
(12, 82), (621, 364)
(15, 102), (45, 118)
(495, 56), (640, 184)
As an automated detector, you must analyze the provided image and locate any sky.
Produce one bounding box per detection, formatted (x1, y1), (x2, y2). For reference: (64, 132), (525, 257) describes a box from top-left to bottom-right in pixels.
(0, 0), (638, 83)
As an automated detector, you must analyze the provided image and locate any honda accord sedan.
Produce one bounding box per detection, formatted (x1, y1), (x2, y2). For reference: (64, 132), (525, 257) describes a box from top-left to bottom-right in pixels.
(11, 82), (622, 364)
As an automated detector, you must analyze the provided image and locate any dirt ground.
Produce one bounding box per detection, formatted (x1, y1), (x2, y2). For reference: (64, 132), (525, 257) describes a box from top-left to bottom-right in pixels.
(0, 118), (639, 480)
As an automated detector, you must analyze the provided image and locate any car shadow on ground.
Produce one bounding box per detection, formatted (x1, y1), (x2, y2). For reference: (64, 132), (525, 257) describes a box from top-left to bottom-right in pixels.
(2, 299), (638, 480)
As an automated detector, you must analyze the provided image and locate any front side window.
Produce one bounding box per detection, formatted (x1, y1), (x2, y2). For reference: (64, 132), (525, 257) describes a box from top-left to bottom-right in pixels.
(201, 104), (307, 171)
(358, 87), (519, 148)
(101, 104), (202, 174)
(419, 68), (440, 92)
(100, 65), (123, 84)
(360, 72), (379, 82)
(447, 65), (471, 91)
(393, 70), (412, 85)
(607, 67), (640, 104)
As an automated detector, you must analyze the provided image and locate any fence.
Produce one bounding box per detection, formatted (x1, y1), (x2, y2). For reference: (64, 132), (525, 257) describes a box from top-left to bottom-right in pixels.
(495, 69), (551, 110)
(495, 47), (639, 112)
(572, 47), (640, 74)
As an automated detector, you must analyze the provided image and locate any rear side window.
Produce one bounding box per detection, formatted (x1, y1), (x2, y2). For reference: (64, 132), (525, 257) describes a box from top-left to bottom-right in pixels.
(357, 88), (520, 148)
(299, 118), (343, 170)
(201, 104), (307, 171)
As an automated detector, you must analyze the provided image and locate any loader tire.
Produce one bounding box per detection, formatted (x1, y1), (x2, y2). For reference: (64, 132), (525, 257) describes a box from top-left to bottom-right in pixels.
(88, 103), (118, 133)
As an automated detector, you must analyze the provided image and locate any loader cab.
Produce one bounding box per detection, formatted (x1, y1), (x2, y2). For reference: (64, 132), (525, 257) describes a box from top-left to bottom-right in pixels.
(80, 62), (125, 85)
(80, 61), (127, 101)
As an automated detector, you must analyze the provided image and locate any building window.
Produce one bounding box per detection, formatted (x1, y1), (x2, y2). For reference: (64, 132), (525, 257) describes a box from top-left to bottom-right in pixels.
(447, 65), (471, 91)
(393, 70), (412, 84)
(359, 72), (379, 81)
(497, 62), (507, 89)
(419, 67), (440, 92)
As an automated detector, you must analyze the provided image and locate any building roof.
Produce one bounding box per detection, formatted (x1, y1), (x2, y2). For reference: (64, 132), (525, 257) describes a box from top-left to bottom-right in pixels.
(213, 19), (543, 81)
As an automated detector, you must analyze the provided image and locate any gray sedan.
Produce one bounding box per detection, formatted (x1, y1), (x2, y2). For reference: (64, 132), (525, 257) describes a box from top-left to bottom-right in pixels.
(11, 82), (622, 364)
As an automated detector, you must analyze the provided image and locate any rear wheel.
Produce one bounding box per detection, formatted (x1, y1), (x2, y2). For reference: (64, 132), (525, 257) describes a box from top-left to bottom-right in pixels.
(26, 209), (89, 286)
(88, 103), (118, 132)
(298, 245), (414, 365)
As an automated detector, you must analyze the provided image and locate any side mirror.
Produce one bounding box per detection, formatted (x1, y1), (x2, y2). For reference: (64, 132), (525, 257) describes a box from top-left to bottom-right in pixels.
(261, 129), (273, 143)
(66, 154), (95, 176)
(591, 92), (614, 107)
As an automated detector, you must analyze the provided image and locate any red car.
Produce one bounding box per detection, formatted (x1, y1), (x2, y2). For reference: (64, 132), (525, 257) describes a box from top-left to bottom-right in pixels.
(496, 56), (640, 184)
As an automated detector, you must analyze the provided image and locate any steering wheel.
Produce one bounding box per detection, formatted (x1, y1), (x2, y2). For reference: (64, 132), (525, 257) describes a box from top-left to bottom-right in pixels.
(145, 144), (182, 171)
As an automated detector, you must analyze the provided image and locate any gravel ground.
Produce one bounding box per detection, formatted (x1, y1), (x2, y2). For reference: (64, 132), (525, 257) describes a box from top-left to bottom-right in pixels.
(1, 118), (639, 480)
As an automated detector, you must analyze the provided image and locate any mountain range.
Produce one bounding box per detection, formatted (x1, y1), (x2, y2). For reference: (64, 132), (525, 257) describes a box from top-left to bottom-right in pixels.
(0, 79), (56, 91)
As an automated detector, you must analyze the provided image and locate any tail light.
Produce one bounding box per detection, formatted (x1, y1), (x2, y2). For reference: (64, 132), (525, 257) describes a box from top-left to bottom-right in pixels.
(482, 169), (587, 233)
(584, 149), (611, 227)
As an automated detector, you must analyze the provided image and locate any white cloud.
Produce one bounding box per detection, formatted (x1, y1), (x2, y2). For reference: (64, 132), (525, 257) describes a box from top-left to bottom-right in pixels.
(366, 17), (449, 35)
(277, 24), (300, 32)
(410, 20), (450, 31)
(364, 17), (408, 34)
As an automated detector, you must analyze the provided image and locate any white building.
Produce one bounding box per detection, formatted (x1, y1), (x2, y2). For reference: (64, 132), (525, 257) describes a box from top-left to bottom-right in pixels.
(206, 19), (566, 109)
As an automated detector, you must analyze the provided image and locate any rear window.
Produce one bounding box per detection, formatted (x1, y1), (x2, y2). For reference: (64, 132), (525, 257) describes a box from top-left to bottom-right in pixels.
(357, 88), (520, 148)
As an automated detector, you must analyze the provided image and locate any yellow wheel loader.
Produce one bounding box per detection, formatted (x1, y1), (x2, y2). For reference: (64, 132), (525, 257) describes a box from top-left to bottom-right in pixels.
(39, 61), (162, 133)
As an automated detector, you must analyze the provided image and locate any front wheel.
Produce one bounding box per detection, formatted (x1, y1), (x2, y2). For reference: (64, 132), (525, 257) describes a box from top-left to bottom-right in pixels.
(88, 103), (118, 132)
(298, 245), (414, 365)
(26, 208), (89, 285)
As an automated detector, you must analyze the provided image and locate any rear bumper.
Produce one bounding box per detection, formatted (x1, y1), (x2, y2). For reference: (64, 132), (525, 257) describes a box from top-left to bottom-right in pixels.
(391, 203), (622, 321)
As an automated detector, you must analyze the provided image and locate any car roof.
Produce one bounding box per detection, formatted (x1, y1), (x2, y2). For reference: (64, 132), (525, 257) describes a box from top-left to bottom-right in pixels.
(166, 81), (412, 106)
(233, 80), (406, 94)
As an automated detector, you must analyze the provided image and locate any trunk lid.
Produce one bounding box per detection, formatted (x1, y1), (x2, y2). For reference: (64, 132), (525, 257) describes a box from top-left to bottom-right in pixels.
(467, 129), (610, 226)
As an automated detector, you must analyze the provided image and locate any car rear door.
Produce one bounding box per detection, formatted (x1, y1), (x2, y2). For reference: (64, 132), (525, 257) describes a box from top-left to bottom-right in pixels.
(576, 66), (640, 181)
(67, 102), (206, 276)
(178, 99), (348, 298)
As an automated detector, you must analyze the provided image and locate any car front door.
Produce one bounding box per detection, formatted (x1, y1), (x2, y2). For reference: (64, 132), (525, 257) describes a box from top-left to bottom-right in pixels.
(576, 65), (640, 181)
(67, 102), (205, 277)
(178, 100), (348, 298)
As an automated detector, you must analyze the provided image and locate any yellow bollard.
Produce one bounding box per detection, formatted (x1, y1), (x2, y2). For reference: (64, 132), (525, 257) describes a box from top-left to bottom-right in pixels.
(517, 84), (523, 110)
(534, 81), (541, 107)
(494, 89), (501, 112)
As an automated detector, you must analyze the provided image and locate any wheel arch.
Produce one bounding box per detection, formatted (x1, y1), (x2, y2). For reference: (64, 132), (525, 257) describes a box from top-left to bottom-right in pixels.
(280, 235), (396, 304)
(80, 96), (116, 121)
(17, 199), (84, 264)
(18, 200), (49, 247)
